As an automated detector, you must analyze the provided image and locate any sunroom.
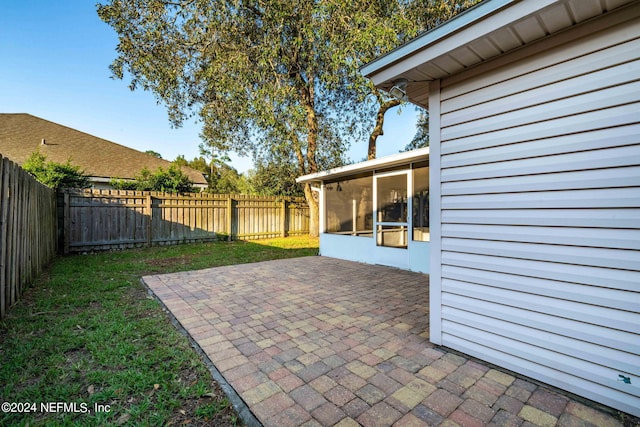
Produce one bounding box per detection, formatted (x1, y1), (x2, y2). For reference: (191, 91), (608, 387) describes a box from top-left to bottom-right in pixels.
(297, 147), (430, 273)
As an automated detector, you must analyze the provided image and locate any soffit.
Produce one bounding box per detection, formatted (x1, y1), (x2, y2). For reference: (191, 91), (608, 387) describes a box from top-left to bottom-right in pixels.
(362, 0), (637, 108)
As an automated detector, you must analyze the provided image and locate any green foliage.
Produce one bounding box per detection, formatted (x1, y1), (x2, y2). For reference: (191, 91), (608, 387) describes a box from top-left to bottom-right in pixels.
(409, 0), (482, 31)
(145, 150), (163, 158)
(404, 109), (429, 152)
(249, 144), (348, 197)
(22, 151), (91, 190)
(248, 160), (303, 198)
(209, 164), (253, 194)
(174, 155), (252, 194)
(174, 154), (208, 173)
(108, 177), (139, 190)
(195, 144), (255, 194)
(110, 164), (196, 193)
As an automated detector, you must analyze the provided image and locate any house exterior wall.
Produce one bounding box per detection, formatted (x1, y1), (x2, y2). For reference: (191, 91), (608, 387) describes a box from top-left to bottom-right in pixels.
(320, 233), (377, 264)
(429, 9), (640, 416)
(320, 228), (430, 274)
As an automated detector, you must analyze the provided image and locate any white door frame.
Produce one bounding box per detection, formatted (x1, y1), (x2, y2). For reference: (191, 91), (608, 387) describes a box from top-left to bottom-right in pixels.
(373, 169), (411, 268)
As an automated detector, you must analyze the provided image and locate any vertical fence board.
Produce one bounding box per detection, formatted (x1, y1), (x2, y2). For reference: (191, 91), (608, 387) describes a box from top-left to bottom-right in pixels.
(63, 193), (70, 254)
(8, 161), (18, 306)
(146, 195), (152, 247)
(0, 155), (57, 318)
(0, 159), (7, 318)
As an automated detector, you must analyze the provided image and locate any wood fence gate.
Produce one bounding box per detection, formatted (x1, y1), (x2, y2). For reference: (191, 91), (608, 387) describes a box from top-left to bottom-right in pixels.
(59, 189), (309, 253)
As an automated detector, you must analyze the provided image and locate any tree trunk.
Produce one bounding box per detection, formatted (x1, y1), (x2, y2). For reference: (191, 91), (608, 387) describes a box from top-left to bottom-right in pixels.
(298, 76), (320, 237)
(304, 182), (320, 237)
(368, 98), (402, 160)
(301, 78), (319, 174)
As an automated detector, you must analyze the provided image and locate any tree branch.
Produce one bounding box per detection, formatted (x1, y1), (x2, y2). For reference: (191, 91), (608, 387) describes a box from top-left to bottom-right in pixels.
(368, 97), (401, 160)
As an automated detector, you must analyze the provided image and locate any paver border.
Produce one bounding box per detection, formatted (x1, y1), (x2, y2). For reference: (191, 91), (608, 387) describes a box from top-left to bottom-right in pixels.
(141, 277), (262, 427)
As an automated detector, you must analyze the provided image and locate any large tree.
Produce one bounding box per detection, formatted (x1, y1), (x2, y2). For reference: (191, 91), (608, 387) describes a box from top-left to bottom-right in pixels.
(98, 0), (478, 235)
(98, 0), (414, 236)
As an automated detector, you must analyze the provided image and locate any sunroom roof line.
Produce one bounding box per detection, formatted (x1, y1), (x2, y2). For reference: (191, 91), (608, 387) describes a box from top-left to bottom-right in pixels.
(296, 147), (429, 184)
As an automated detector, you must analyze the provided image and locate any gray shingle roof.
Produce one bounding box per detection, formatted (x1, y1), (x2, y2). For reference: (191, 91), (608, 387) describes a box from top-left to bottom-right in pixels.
(0, 113), (207, 185)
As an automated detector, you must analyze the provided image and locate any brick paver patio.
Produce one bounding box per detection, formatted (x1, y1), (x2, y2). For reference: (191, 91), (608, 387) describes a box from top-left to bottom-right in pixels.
(142, 256), (625, 427)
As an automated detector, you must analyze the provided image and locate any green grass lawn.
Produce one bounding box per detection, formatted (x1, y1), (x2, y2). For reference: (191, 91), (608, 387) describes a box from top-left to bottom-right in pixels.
(0, 236), (318, 426)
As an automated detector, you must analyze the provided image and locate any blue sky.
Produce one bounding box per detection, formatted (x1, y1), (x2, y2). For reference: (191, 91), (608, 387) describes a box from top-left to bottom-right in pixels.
(0, 0), (419, 173)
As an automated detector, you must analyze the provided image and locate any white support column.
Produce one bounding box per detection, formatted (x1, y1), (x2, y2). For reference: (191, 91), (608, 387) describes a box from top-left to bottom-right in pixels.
(352, 199), (357, 235)
(428, 79), (443, 345)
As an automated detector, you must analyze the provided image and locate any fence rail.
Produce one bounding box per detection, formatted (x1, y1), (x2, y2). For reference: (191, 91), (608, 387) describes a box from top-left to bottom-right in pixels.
(59, 189), (309, 253)
(1, 155), (57, 318)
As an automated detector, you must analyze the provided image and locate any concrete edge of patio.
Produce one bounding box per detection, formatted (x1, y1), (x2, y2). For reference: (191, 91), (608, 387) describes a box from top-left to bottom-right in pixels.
(141, 276), (262, 427)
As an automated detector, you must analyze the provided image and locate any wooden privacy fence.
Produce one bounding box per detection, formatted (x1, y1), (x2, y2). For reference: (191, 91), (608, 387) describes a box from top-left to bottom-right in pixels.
(1, 155), (57, 318)
(59, 189), (310, 253)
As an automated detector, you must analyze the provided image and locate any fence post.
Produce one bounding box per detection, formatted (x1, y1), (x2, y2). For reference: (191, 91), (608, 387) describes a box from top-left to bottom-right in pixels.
(63, 191), (70, 254)
(0, 156), (5, 319)
(146, 194), (152, 247)
(226, 195), (233, 241)
(281, 199), (287, 238)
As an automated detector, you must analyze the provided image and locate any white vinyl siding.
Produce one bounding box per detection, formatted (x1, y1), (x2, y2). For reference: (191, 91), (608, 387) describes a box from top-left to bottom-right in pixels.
(434, 9), (640, 417)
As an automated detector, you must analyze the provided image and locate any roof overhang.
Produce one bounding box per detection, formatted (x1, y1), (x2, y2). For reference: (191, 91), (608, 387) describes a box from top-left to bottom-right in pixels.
(361, 0), (637, 108)
(297, 147), (429, 184)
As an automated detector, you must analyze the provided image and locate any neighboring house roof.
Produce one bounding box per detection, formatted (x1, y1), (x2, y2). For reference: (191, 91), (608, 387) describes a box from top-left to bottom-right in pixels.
(297, 147), (429, 183)
(0, 113), (207, 186)
(361, 0), (636, 108)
